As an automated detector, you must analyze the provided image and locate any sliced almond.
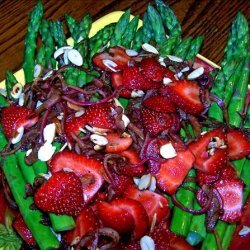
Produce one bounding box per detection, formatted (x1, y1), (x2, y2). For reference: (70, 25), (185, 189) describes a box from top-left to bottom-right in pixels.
(102, 59), (118, 72)
(163, 77), (173, 85)
(43, 123), (56, 144)
(138, 174), (151, 190)
(122, 114), (130, 127)
(140, 235), (155, 250)
(63, 49), (70, 65)
(26, 149), (32, 157)
(18, 93), (25, 106)
(149, 176), (157, 192)
(67, 49), (83, 66)
(53, 46), (73, 59)
(167, 55), (183, 62)
(239, 225), (250, 236)
(160, 142), (177, 159)
(125, 49), (138, 57)
(38, 142), (56, 162)
(133, 177), (140, 186)
(42, 70), (53, 80)
(90, 134), (108, 146)
(75, 110), (85, 117)
(85, 125), (109, 135)
(187, 67), (204, 80)
(181, 66), (190, 72)
(11, 126), (24, 144)
(11, 82), (23, 99)
(131, 90), (144, 98)
(36, 100), (43, 108)
(59, 143), (68, 152)
(34, 64), (43, 78)
(142, 43), (158, 54)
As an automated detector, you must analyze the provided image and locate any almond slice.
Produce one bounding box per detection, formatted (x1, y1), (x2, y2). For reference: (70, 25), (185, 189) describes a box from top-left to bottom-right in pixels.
(53, 46), (73, 59)
(187, 67), (204, 80)
(140, 235), (155, 250)
(90, 134), (108, 146)
(167, 55), (183, 62)
(142, 43), (159, 54)
(163, 77), (173, 85)
(160, 142), (177, 159)
(125, 49), (138, 56)
(67, 49), (83, 66)
(102, 59), (118, 72)
(34, 64), (43, 78)
(43, 123), (56, 144)
(38, 142), (56, 162)
(11, 126), (24, 144)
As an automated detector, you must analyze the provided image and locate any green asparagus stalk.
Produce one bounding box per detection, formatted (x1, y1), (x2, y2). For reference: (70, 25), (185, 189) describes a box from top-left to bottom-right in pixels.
(36, 43), (46, 67)
(65, 14), (79, 41)
(170, 169), (196, 237)
(186, 36), (204, 61)
(131, 27), (143, 51)
(142, 13), (153, 43)
(23, 0), (43, 83)
(49, 20), (67, 47)
(2, 155), (60, 250)
(76, 14), (92, 42)
(173, 36), (192, 60)
(159, 36), (180, 56)
(122, 15), (139, 48)
(147, 5), (167, 45)
(155, 0), (181, 37)
(5, 70), (17, 99)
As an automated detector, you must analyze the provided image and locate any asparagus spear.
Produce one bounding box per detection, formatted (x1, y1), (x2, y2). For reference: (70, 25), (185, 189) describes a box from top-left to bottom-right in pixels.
(131, 27), (143, 51)
(49, 20), (67, 47)
(23, 0), (43, 83)
(35, 43), (46, 67)
(122, 15), (139, 48)
(142, 13), (153, 43)
(159, 35), (180, 56)
(173, 36), (192, 60)
(65, 14), (79, 41)
(76, 14), (92, 42)
(186, 36), (204, 61)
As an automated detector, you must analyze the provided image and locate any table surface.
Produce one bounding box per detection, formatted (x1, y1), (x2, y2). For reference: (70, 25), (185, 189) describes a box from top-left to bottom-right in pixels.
(0, 0), (249, 81)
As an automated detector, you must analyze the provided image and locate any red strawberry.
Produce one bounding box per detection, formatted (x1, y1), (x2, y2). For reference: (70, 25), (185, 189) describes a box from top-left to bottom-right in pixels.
(141, 107), (174, 135)
(122, 66), (158, 91)
(0, 188), (8, 224)
(92, 46), (131, 72)
(1, 105), (38, 139)
(64, 115), (87, 139)
(214, 178), (243, 223)
(188, 128), (227, 174)
(111, 173), (134, 196)
(49, 151), (104, 202)
(119, 149), (146, 177)
(219, 163), (237, 181)
(97, 200), (135, 233)
(142, 95), (176, 113)
(13, 214), (36, 246)
(156, 149), (195, 194)
(111, 72), (132, 98)
(141, 57), (165, 82)
(161, 80), (204, 115)
(196, 170), (219, 187)
(84, 103), (116, 129)
(124, 185), (170, 225)
(34, 171), (84, 216)
(64, 207), (99, 246)
(164, 68), (176, 81)
(227, 129), (250, 160)
(105, 133), (133, 153)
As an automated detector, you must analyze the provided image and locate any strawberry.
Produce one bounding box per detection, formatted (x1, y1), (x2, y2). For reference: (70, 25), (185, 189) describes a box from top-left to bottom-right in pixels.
(214, 178), (243, 223)
(122, 66), (158, 91)
(142, 95), (176, 113)
(0, 188), (8, 224)
(64, 207), (99, 246)
(34, 171), (84, 216)
(196, 170), (219, 187)
(105, 133), (133, 153)
(49, 151), (104, 202)
(160, 80), (204, 115)
(64, 115), (87, 139)
(97, 200), (135, 233)
(111, 72), (132, 98)
(156, 149), (195, 194)
(92, 46), (131, 72)
(164, 68), (176, 81)
(124, 185), (170, 225)
(111, 173), (134, 196)
(84, 103), (116, 130)
(141, 107), (174, 135)
(13, 214), (36, 246)
(1, 105), (38, 139)
(227, 129), (250, 160)
(141, 57), (165, 82)
(188, 128), (227, 174)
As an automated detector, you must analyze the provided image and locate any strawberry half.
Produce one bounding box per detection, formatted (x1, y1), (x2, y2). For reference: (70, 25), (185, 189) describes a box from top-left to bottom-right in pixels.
(64, 115), (87, 139)
(188, 128), (227, 174)
(34, 171), (84, 216)
(141, 107), (174, 135)
(64, 207), (99, 246)
(141, 57), (165, 82)
(227, 129), (250, 160)
(105, 133), (133, 153)
(1, 105), (38, 139)
(111, 72), (132, 98)
(124, 185), (170, 225)
(142, 95), (176, 113)
(161, 80), (204, 115)
(49, 151), (104, 202)
(156, 149), (195, 194)
(214, 178), (243, 223)
(84, 103), (116, 129)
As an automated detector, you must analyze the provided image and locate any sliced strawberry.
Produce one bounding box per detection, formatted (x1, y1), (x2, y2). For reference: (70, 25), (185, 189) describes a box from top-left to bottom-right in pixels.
(164, 68), (176, 81)
(111, 72), (132, 98)
(142, 95), (176, 113)
(1, 105), (38, 139)
(122, 66), (157, 91)
(119, 149), (146, 177)
(196, 170), (219, 187)
(84, 103), (116, 129)
(124, 185), (170, 225)
(227, 129), (250, 160)
(34, 171), (84, 216)
(188, 128), (227, 174)
(111, 198), (149, 238)
(111, 173), (134, 196)
(64, 207), (99, 246)
(141, 107), (174, 135)
(0, 188), (8, 224)
(214, 178), (243, 223)
(92, 46), (131, 72)
(156, 149), (195, 194)
(219, 162), (237, 181)
(161, 80), (204, 115)
(13, 214), (36, 246)
(64, 115), (87, 139)
(97, 200), (135, 234)
(141, 57), (165, 82)
(229, 197), (250, 250)
(49, 151), (104, 202)
(105, 133), (133, 153)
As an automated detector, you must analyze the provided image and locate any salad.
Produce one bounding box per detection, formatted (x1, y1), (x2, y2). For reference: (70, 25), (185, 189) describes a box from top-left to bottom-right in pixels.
(0, 0), (249, 249)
